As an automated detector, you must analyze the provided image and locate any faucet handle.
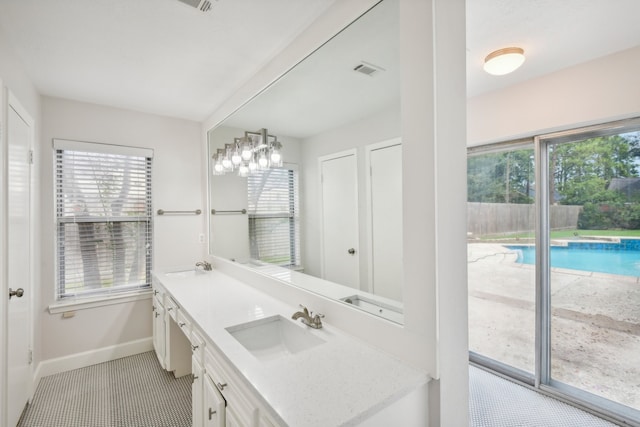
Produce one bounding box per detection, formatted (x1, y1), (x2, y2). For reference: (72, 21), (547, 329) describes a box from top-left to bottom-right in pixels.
(299, 304), (309, 314)
(311, 312), (324, 328)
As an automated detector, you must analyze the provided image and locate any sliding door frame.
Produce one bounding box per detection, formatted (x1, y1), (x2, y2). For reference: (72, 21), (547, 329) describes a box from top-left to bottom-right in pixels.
(470, 116), (640, 427)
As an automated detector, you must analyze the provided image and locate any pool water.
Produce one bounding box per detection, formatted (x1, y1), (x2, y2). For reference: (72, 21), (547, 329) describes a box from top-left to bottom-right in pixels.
(506, 241), (640, 277)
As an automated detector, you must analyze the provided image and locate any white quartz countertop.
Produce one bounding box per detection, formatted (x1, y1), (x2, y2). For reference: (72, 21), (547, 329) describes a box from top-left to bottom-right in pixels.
(153, 268), (428, 426)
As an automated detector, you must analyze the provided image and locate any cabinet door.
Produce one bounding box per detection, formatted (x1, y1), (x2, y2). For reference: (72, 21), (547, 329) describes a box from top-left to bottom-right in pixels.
(152, 302), (166, 369)
(193, 356), (204, 427)
(225, 407), (245, 427)
(258, 414), (279, 427)
(203, 373), (226, 427)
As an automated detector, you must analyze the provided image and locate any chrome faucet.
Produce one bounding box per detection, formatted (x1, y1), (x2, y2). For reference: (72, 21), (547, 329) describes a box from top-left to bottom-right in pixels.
(195, 261), (212, 271)
(292, 304), (324, 329)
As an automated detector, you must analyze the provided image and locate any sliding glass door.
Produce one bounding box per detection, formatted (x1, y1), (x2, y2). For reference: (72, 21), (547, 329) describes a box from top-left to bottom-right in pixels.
(469, 118), (640, 424)
(467, 143), (536, 379)
(543, 126), (640, 418)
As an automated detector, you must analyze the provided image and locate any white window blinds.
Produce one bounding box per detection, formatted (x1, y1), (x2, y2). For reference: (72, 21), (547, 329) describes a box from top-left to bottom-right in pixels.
(247, 167), (301, 268)
(54, 139), (153, 300)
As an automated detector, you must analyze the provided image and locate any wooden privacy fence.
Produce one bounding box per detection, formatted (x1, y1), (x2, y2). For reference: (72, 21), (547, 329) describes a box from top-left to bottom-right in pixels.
(467, 202), (582, 236)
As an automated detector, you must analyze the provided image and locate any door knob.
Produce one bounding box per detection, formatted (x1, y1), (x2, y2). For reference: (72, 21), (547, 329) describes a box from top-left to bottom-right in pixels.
(9, 288), (24, 299)
(347, 248), (356, 255)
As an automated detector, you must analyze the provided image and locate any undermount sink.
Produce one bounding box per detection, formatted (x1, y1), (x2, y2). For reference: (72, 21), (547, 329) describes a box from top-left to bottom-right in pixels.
(340, 294), (404, 324)
(226, 315), (325, 361)
(164, 269), (206, 278)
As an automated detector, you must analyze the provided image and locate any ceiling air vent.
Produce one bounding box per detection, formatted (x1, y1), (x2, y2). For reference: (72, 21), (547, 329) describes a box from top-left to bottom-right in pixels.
(176, 0), (216, 12)
(353, 61), (385, 77)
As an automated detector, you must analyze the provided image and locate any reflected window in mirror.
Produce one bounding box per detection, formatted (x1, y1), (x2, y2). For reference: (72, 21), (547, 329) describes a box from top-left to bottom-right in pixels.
(248, 166), (301, 269)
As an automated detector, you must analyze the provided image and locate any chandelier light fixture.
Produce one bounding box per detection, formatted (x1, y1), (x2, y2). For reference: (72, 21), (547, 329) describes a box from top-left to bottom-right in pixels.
(211, 128), (283, 177)
(483, 47), (525, 76)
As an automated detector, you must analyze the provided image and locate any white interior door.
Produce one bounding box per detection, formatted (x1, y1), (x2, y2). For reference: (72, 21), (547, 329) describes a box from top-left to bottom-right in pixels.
(6, 93), (33, 427)
(320, 152), (359, 288)
(369, 143), (403, 301)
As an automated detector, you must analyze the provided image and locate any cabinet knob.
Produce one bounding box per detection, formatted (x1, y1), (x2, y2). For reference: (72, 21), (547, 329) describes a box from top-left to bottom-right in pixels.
(167, 307), (173, 311)
(153, 290), (159, 295)
(179, 322), (186, 328)
(208, 408), (217, 420)
(216, 382), (227, 391)
(191, 344), (199, 351)
(154, 312), (160, 318)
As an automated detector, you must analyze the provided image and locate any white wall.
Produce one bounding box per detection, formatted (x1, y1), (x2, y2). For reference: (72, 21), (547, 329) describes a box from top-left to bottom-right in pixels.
(468, 45), (640, 145)
(39, 97), (204, 361)
(300, 103), (401, 283)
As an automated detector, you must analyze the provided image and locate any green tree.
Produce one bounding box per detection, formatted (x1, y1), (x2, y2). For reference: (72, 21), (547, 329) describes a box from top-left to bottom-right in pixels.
(552, 135), (639, 205)
(467, 149), (534, 204)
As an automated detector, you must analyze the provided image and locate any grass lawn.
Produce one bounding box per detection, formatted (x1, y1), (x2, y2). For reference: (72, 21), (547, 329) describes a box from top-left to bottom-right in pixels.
(476, 229), (640, 241)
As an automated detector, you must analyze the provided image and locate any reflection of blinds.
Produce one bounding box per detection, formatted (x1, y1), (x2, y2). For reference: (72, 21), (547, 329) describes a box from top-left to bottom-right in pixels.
(247, 167), (300, 268)
(54, 139), (153, 300)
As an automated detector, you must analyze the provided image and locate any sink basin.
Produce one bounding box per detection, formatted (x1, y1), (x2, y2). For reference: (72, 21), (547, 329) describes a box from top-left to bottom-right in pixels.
(340, 294), (404, 324)
(164, 269), (206, 278)
(226, 315), (325, 361)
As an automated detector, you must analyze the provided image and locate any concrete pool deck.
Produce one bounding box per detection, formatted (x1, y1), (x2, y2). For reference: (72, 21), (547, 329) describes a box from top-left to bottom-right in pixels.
(468, 242), (640, 410)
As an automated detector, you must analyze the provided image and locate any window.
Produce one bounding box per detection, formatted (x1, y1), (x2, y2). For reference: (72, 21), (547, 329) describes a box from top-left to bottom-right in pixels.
(54, 139), (153, 300)
(247, 166), (300, 268)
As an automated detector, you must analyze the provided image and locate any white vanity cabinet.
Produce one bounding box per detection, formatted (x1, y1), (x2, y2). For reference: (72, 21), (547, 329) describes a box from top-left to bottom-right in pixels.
(192, 355), (205, 427)
(153, 269), (429, 426)
(191, 328), (207, 427)
(204, 343), (282, 427)
(151, 286), (166, 369)
(152, 282), (191, 378)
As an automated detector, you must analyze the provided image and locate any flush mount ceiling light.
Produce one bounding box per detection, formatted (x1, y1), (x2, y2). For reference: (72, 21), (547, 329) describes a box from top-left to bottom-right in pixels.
(483, 47), (525, 76)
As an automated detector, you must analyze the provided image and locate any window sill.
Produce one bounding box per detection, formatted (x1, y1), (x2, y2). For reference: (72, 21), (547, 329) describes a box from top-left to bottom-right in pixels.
(48, 290), (152, 314)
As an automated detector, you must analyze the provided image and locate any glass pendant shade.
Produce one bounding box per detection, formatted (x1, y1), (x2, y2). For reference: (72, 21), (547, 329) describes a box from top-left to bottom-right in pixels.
(212, 128), (284, 177)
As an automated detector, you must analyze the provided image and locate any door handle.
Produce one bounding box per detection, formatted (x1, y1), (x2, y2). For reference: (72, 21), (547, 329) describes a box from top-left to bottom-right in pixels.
(347, 248), (356, 255)
(9, 288), (24, 299)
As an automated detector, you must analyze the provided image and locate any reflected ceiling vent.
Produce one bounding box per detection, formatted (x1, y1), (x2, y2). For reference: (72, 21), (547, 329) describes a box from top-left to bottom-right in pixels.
(353, 61), (385, 77)
(176, 0), (217, 12)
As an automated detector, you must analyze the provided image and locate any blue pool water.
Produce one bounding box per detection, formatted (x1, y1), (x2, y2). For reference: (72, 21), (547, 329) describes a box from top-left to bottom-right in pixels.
(506, 240), (640, 277)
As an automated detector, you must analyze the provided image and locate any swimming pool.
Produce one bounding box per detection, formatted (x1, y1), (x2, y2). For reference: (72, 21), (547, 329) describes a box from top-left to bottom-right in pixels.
(506, 239), (640, 277)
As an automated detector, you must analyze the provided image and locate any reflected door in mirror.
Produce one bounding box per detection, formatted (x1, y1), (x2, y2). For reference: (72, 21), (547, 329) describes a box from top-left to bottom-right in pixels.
(320, 152), (359, 288)
(370, 142), (403, 301)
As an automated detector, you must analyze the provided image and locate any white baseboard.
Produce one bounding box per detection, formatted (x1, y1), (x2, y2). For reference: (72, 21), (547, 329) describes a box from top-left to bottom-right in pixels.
(33, 337), (153, 391)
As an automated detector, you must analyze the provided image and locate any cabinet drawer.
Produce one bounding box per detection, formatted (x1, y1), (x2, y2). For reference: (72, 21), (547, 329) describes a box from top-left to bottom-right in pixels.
(191, 328), (206, 362)
(152, 286), (164, 308)
(165, 296), (179, 321)
(176, 309), (191, 335)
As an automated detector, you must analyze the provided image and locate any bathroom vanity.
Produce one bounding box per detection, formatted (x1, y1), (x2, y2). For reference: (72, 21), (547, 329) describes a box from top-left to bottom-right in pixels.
(152, 268), (429, 426)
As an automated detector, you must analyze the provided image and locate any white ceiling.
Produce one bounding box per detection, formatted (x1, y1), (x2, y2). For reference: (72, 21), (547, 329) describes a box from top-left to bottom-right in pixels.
(1, 0), (639, 124)
(466, 0), (640, 98)
(0, 0), (336, 121)
(222, 0), (400, 138)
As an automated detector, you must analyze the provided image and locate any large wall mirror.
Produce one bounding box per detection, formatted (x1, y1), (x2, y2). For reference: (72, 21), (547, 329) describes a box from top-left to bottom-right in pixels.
(207, 0), (403, 323)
